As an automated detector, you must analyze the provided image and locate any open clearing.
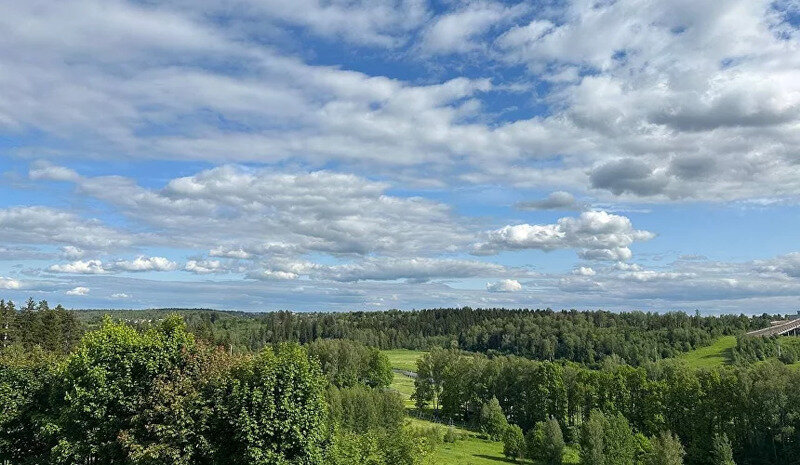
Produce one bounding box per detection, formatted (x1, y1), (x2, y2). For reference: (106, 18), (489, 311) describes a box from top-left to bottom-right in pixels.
(408, 417), (580, 465)
(678, 336), (737, 368)
(383, 349), (425, 372)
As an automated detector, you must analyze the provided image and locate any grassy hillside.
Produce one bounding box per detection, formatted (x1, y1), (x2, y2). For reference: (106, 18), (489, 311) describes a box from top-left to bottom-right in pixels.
(383, 349), (426, 372)
(678, 335), (737, 368)
(408, 417), (580, 465)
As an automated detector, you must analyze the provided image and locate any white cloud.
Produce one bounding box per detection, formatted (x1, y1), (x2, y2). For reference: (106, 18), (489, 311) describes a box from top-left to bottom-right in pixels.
(0, 277), (21, 290)
(111, 293), (130, 298)
(50, 259), (106, 274)
(420, 2), (524, 54)
(37, 165), (473, 258)
(473, 211), (654, 260)
(61, 246), (87, 259)
(111, 256), (177, 272)
(754, 253), (800, 277)
(573, 266), (596, 276)
(250, 257), (508, 283)
(619, 270), (696, 282)
(486, 279), (522, 292)
(49, 257), (177, 274)
(184, 259), (225, 274)
(28, 160), (81, 182)
(1, 0), (799, 204)
(0, 206), (135, 252)
(66, 286), (90, 296)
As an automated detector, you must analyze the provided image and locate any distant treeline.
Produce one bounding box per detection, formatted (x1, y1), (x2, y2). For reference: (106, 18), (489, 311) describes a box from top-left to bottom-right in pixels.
(0, 298), (81, 353)
(80, 307), (772, 366)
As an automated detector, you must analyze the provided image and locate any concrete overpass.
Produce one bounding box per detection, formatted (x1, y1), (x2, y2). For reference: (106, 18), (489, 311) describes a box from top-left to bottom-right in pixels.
(746, 318), (800, 337)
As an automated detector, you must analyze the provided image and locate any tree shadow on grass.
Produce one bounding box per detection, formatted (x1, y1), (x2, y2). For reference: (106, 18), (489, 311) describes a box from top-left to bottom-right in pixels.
(473, 455), (519, 464)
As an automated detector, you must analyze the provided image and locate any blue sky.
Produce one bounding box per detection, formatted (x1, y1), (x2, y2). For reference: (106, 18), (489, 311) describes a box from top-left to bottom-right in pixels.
(2, 0), (800, 313)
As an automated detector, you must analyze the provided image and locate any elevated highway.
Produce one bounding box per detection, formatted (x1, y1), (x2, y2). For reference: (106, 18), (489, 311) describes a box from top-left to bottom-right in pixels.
(746, 318), (800, 337)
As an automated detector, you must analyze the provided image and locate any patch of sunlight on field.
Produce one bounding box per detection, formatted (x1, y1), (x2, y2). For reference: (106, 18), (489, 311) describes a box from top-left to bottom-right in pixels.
(408, 417), (580, 465)
(390, 371), (417, 408)
(678, 336), (737, 368)
(382, 349), (426, 372)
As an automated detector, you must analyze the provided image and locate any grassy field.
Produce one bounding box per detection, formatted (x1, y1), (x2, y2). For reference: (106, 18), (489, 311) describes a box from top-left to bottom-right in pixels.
(408, 417), (580, 465)
(678, 335), (737, 368)
(383, 349), (426, 372)
(391, 371), (417, 408)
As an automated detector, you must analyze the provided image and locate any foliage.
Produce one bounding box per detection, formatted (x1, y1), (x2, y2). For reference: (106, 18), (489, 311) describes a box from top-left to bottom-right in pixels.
(501, 424), (525, 461)
(642, 431), (685, 465)
(307, 339), (392, 388)
(710, 433), (735, 465)
(80, 307), (770, 367)
(209, 343), (329, 465)
(443, 426), (460, 443)
(479, 397), (508, 441)
(579, 410), (637, 465)
(413, 347), (455, 412)
(327, 384), (405, 434)
(526, 417), (565, 465)
(1, 298), (81, 352)
(327, 425), (439, 465)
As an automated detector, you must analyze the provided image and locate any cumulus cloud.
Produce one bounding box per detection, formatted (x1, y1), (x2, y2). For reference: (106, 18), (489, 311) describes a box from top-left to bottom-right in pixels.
(49, 256), (177, 274)
(50, 260), (106, 274)
(111, 256), (177, 272)
(66, 286), (90, 296)
(754, 253), (800, 277)
(0, 277), (21, 290)
(0, 206), (135, 252)
(111, 293), (130, 298)
(4, 0), (800, 202)
(250, 257), (508, 283)
(590, 159), (669, 197)
(184, 260), (226, 274)
(420, 2), (524, 54)
(35, 165), (472, 258)
(473, 211), (654, 260)
(486, 279), (522, 292)
(573, 266), (596, 276)
(516, 191), (586, 211)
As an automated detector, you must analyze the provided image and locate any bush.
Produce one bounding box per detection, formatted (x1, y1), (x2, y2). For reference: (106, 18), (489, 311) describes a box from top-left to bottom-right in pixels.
(479, 397), (508, 441)
(443, 426), (460, 443)
(502, 424), (525, 461)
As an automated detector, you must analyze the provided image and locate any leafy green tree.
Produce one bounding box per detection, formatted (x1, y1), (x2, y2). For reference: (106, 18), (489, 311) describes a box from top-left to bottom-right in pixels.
(542, 417), (565, 465)
(526, 421), (546, 460)
(480, 397), (508, 441)
(642, 431), (684, 465)
(0, 345), (58, 463)
(412, 347), (454, 412)
(580, 410), (606, 465)
(580, 410), (636, 465)
(50, 315), (208, 464)
(711, 433), (735, 465)
(604, 412), (636, 465)
(210, 342), (328, 464)
(364, 348), (393, 388)
(502, 424), (525, 461)
(527, 418), (564, 464)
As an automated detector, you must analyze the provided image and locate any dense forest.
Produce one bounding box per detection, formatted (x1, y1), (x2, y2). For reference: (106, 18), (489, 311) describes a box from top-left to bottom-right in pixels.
(2, 299), (799, 465)
(77, 307), (772, 366)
